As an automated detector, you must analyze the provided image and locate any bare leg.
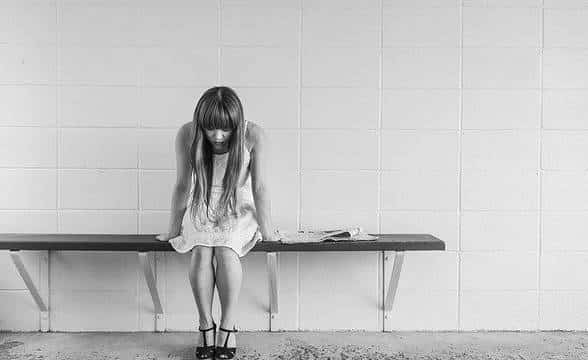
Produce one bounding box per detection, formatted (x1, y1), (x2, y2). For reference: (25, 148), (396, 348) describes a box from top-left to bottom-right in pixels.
(188, 246), (216, 347)
(214, 246), (242, 348)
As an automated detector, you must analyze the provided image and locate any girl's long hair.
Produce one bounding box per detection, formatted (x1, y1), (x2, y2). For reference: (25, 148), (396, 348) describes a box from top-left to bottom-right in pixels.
(189, 86), (245, 224)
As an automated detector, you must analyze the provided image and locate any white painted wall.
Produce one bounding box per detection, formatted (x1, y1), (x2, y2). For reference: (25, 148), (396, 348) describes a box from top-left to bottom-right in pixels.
(1, 0), (587, 331)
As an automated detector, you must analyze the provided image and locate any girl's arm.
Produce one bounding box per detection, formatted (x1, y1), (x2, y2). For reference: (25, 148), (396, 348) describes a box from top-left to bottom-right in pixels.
(249, 124), (277, 241)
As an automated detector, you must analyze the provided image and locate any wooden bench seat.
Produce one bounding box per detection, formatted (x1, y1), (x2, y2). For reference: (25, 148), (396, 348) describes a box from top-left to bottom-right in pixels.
(0, 233), (445, 332)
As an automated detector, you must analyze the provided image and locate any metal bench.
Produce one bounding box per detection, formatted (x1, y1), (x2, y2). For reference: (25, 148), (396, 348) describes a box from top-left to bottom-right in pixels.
(0, 233), (445, 332)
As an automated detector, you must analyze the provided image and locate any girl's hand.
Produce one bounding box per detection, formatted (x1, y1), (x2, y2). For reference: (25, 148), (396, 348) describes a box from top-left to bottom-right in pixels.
(261, 229), (281, 242)
(156, 231), (179, 242)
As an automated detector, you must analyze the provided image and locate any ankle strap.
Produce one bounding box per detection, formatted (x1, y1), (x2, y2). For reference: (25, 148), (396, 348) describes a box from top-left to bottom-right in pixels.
(218, 326), (238, 333)
(218, 326), (238, 348)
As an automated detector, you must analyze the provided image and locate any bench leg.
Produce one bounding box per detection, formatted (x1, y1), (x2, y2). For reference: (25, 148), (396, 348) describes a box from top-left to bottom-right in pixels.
(138, 251), (164, 332)
(267, 252), (279, 322)
(9, 250), (49, 331)
(384, 251), (404, 313)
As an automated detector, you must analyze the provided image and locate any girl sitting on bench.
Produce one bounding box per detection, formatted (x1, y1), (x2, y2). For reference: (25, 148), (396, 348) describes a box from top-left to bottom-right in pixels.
(156, 86), (279, 359)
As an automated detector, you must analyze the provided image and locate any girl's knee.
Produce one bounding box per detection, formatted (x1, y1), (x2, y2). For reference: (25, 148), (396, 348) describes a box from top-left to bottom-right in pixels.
(190, 246), (214, 265)
(213, 246), (239, 263)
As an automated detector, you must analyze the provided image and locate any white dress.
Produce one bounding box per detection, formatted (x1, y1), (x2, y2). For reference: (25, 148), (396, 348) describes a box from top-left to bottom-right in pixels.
(177, 120), (262, 257)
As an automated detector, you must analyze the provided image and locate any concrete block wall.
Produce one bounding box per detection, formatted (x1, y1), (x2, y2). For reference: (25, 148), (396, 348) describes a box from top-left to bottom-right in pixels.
(1, 0), (587, 331)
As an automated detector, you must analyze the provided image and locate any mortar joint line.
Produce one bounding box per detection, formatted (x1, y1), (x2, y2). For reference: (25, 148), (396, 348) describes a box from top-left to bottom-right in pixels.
(296, 0), (304, 331)
(457, 0), (464, 331)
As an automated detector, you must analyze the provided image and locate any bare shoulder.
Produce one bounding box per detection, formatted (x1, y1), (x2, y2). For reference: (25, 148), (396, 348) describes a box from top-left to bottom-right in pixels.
(246, 120), (267, 152)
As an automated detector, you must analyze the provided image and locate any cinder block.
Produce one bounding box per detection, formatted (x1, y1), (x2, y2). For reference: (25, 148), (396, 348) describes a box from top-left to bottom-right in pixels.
(304, 4), (379, 48)
(138, 87), (202, 129)
(1, 1), (56, 45)
(461, 290), (538, 330)
(380, 210), (458, 250)
(541, 253), (588, 290)
(268, 169), (299, 230)
(540, 291), (588, 330)
(461, 211), (538, 251)
(383, 7), (459, 47)
(461, 252), (537, 290)
(138, 129), (176, 170)
(381, 170), (458, 210)
(300, 209), (378, 233)
(462, 89), (540, 130)
(222, 3), (299, 46)
(387, 289), (458, 330)
(59, 2), (139, 46)
(60, 169), (137, 210)
(265, 130), (298, 173)
(462, 130), (538, 170)
(51, 251), (138, 291)
(0, 169), (57, 209)
(0, 127), (56, 167)
(391, 251), (458, 291)
(544, 9), (588, 48)
(463, 48), (540, 89)
(302, 88), (378, 129)
(299, 251), (380, 330)
(140, 2), (218, 47)
(0, 45), (57, 84)
(0, 86), (57, 126)
(543, 48), (588, 89)
(302, 171), (377, 211)
(389, 0), (460, 7)
(382, 89), (460, 130)
(463, 0), (540, 6)
(542, 212), (588, 251)
(302, 130), (378, 170)
(51, 289), (138, 331)
(0, 250), (39, 290)
(222, 47), (297, 87)
(461, 169), (538, 210)
(542, 171), (588, 210)
(0, 211), (57, 233)
(462, 7), (540, 47)
(303, 47), (379, 87)
(141, 47), (218, 87)
(140, 211), (169, 234)
(543, 90), (588, 129)
(381, 130), (458, 171)
(542, 131), (588, 170)
(383, 48), (459, 89)
(59, 86), (140, 127)
(0, 290), (40, 331)
(141, 170), (175, 211)
(60, 211), (137, 234)
(544, 0), (588, 8)
(60, 128), (138, 169)
(59, 46), (140, 86)
(237, 88), (298, 129)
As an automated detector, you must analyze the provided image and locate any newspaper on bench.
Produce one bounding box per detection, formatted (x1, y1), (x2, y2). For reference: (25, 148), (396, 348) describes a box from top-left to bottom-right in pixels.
(276, 226), (377, 244)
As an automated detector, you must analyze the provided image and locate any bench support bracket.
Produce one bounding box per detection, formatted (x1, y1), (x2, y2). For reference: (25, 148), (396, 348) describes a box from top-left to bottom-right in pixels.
(9, 250), (49, 332)
(384, 251), (405, 314)
(267, 252), (279, 322)
(138, 251), (164, 332)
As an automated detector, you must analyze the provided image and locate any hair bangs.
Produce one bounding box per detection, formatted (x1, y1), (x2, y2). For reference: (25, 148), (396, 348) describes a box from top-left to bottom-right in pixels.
(200, 102), (238, 130)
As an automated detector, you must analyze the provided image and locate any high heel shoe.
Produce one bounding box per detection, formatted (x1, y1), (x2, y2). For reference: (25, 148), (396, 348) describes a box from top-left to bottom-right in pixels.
(196, 321), (216, 359)
(215, 326), (238, 359)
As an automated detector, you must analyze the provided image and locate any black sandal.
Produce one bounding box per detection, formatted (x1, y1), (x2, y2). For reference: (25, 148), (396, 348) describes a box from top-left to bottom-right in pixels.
(215, 326), (238, 359)
(196, 321), (216, 359)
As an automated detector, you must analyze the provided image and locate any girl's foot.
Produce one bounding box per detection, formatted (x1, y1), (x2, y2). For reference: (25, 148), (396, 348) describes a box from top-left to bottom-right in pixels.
(196, 321), (216, 359)
(215, 326), (237, 359)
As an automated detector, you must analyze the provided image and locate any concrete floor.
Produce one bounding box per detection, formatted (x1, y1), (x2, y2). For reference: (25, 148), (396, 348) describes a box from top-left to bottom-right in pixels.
(1, 331), (587, 360)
